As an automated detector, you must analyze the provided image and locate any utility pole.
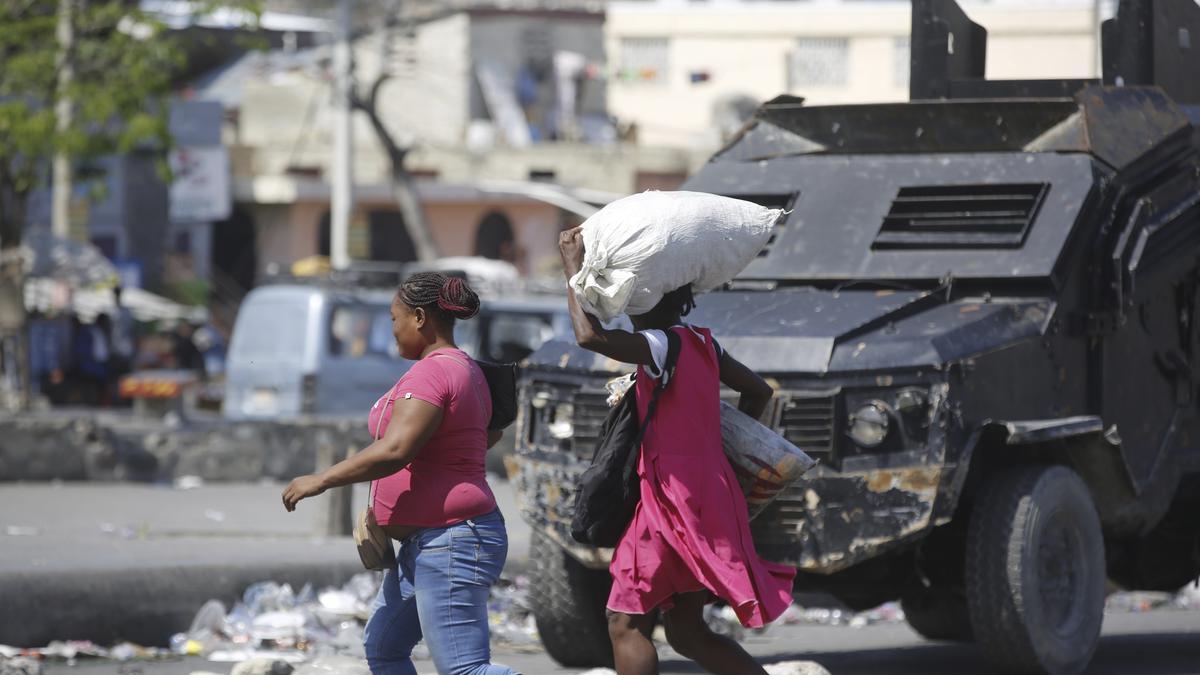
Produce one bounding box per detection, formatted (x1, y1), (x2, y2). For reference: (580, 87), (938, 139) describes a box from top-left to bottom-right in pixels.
(330, 0), (354, 271)
(52, 0), (75, 240)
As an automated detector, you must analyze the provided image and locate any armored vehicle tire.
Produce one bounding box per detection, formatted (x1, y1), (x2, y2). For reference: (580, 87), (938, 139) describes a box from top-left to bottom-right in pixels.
(966, 465), (1105, 675)
(528, 531), (615, 668)
(900, 587), (973, 642)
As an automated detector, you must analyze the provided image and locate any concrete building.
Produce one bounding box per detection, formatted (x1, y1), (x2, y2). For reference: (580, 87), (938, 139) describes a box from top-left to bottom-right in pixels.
(200, 3), (707, 286)
(201, 0), (1128, 289)
(606, 0), (1114, 147)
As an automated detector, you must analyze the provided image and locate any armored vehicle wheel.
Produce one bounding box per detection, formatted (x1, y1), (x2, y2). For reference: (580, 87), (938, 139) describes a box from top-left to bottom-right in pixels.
(966, 465), (1105, 675)
(528, 531), (614, 668)
(900, 586), (973, 642)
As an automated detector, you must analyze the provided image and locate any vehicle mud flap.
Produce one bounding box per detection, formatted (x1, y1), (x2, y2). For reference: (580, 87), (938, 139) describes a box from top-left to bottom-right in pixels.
(528, 531), (615, 668)
(966, 465), (1105, 675)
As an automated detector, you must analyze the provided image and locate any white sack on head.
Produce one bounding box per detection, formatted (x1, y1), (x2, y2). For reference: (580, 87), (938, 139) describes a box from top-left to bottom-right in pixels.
(568, 191), (780, 320)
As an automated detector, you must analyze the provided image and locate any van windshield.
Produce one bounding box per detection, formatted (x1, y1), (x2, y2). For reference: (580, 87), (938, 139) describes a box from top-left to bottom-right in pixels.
(229, 300), (309, 364)
(328, 304), (400, 359)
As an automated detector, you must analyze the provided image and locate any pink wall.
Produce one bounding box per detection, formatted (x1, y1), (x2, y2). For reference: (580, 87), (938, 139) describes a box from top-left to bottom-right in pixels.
(252, 198), (565, 277)
(424, 202), (562, 275)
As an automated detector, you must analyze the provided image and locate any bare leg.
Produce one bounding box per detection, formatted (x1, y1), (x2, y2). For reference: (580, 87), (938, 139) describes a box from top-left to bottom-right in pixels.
(663, 592), (767, 675)
(608, 610), (658, 675)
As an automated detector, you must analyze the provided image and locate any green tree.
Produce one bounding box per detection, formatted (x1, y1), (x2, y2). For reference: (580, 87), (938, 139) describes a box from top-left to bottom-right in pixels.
(0, 0), (259, 408)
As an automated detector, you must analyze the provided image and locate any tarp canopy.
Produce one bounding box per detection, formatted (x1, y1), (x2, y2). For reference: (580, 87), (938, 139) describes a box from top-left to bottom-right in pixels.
(20, 229), (119, 288)
(25, 278), (207, 324)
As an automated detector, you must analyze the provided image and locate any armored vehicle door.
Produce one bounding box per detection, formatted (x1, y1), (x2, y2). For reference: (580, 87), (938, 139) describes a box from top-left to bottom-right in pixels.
(1093, 133), (1200, 495)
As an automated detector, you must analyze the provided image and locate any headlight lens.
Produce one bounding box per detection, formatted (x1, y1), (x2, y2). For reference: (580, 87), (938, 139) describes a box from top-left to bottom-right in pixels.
(848, 402), (890, 447)
(548, 403), (574, 439)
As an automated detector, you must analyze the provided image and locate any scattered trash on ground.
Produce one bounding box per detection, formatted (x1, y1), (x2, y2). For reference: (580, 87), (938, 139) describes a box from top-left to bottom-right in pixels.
(1105, 591), (1176, 613)
(97, 521), (147, 539)
(0, 656), (41, 675)
(3, 577), (1198, 673)
(487, 576), (541, 652)
(764, 661), (832, 675)
(770, 601), (904, 628)
(229, 657), (297, 675)
(175, 475), (206, 490)
(704, 604), (747, 640)
(293, 655), (369, 675)
(1174, 582), (1200, 610)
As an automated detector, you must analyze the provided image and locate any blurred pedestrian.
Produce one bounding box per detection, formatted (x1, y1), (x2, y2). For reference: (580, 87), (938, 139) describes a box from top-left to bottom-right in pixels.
(111, 287), (136, 373)
(172, 322), (205, 376)
(559, 227), (796, 675)
(28, 310), (69, 401)
(70, 314), (110, 406)
(281, 272), (517, 675)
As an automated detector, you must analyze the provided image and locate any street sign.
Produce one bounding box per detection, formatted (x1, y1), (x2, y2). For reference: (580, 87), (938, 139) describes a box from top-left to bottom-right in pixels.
(169, 145), (231, 223)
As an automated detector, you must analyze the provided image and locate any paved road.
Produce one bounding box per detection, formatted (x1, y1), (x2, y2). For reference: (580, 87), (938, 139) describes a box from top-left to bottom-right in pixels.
(7, 482), (1199, 674)
(39, 610), (1200, 675)
(0, 480), (529, 648)
(0, 479), (530, 575)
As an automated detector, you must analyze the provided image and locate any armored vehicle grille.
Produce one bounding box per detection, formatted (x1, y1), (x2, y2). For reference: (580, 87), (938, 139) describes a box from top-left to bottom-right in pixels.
(569, 390), (611, 458)
(873, 183), (1048, 249)
(779, 394), (836, 464)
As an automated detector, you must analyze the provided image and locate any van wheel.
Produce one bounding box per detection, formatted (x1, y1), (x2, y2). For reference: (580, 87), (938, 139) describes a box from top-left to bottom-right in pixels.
(528, 531), (614, 668)
(900, 586), (973, 642)
(966, 465), (1105, 675)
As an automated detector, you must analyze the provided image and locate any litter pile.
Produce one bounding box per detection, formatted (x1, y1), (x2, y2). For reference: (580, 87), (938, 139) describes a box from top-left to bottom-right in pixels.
(0, 573), (540, 672)
(770, 601), (906, 629)
(4, 578), (1198, 674)
(1105, 585), (1200, 613)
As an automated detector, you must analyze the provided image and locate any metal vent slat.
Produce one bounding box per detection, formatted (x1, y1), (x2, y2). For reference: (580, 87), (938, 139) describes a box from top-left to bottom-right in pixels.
(873, 183), (1049, 249)
(569, 391), (612, 457)
(779, 394), (835, 464)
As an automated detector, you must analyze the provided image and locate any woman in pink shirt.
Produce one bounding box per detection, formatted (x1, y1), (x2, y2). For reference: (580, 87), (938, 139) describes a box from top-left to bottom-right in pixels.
(282, 273), (518, 675)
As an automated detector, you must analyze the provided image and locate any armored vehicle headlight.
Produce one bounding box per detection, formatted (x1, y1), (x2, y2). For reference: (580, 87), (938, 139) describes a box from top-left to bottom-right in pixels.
(548, 403), (574, 440)
(894, 388), (927, 414)
(848, 402), (890, 448)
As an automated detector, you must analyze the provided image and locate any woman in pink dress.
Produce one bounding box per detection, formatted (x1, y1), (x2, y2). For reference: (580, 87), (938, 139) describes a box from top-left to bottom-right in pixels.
(559, 227), (797, 675)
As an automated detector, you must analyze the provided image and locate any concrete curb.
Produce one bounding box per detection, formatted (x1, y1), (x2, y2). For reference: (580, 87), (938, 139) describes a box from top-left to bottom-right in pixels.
(2, 561), (363, 648)
(3, 552), (533, 649)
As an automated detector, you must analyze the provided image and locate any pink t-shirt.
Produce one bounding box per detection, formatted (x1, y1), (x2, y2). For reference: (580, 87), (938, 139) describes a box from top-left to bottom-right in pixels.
(369, 348), (496, 526)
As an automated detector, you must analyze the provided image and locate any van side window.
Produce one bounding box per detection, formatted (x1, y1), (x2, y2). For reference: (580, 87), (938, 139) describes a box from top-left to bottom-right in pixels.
(486, 313), (555, 363)
(370, 310), (400, 358)
(329, 305), (399, 359)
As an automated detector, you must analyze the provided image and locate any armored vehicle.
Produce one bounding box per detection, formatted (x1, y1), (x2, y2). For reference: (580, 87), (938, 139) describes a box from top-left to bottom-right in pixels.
(510, 1), (1200, 673)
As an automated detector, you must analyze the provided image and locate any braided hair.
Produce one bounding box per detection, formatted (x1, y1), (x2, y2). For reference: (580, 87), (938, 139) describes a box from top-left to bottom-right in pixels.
(655, 285), (696, 318)
(397, 272), (481, 325)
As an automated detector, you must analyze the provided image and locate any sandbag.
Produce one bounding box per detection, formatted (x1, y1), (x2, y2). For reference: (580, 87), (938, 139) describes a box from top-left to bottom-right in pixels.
(569, 191), (781, 320)
(720, 401), (816, 520)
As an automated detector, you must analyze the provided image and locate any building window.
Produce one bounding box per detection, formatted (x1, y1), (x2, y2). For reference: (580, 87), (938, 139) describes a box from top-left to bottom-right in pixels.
(894, 37), (911, 88)
(475, 211), (516, 263)
(618, 37), (669, 85)
(788, 37), (849, 88)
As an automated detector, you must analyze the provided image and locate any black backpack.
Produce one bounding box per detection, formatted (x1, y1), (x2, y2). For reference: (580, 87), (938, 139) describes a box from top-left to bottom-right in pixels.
(570, 330), (682, 547)
(476, 360), (519, 430)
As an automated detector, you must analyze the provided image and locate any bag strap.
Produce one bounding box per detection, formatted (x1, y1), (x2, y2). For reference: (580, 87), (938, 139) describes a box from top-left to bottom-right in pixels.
(369, 386), (398, 510)
(634, 329), (682, 447)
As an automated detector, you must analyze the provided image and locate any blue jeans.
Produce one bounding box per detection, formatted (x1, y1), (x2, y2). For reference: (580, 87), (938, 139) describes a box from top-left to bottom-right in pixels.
(363, 509), (519, 675)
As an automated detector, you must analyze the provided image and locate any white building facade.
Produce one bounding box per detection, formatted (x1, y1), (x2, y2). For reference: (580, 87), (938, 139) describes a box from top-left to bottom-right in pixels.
(607, 0), (1114, 148)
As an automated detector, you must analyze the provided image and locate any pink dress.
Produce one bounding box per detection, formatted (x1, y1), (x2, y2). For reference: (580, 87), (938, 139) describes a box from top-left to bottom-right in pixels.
(606, 326), (796, 627)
